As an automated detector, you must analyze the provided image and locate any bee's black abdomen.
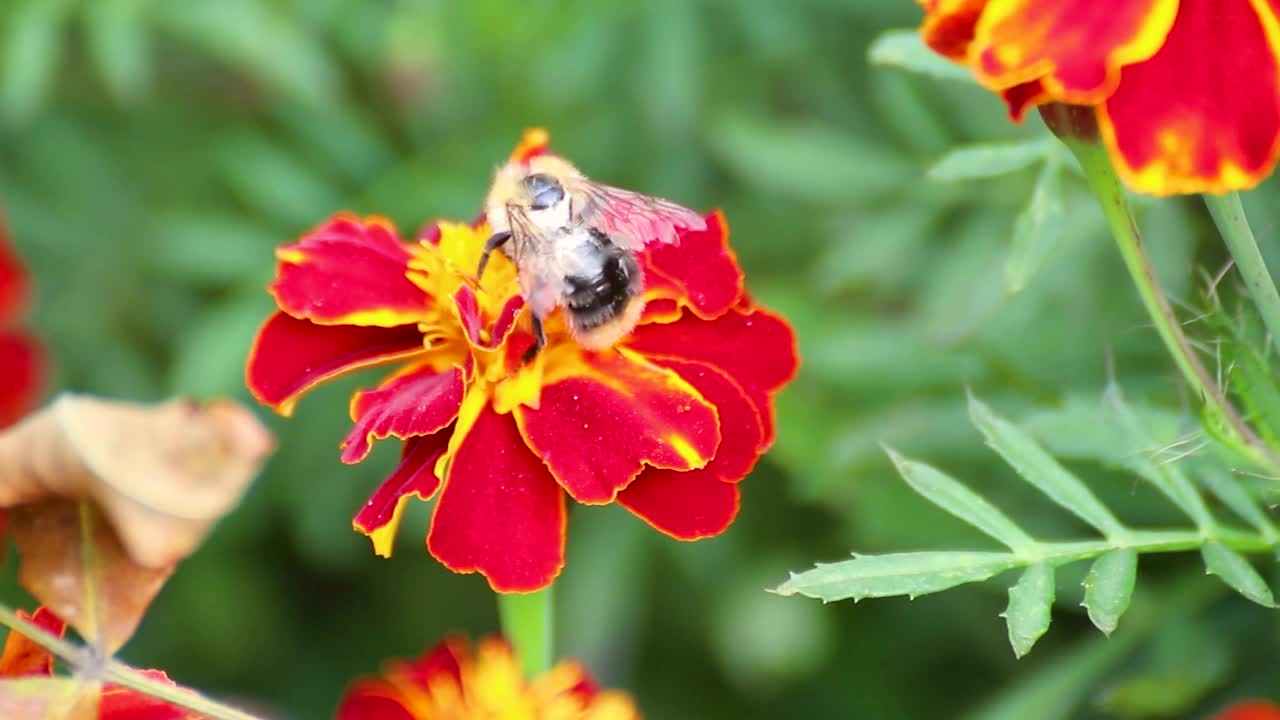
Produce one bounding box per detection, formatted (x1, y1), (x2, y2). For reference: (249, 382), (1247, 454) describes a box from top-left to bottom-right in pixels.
(564, 229), (637, 331)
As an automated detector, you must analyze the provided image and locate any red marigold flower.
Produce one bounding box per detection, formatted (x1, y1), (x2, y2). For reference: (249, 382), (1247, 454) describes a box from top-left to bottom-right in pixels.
(246, 130), (798, 592)
(336, 635), (639, 720)
(1210, 700), (1280, 720)
(0, 212), (43, 428)
(0, 607), (204, 719)
(917, 0), (1280, 195)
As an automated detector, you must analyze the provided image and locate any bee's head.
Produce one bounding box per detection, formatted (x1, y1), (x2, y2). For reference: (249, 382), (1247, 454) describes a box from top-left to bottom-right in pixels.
(523, 173), (565, 210)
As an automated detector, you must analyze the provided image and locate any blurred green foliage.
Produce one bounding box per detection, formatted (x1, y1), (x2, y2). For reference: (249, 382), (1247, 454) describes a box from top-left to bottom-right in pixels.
(1, 1), (1278, 718)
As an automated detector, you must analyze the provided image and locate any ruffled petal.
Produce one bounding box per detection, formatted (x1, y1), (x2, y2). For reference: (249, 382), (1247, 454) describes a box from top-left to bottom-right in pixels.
(353, 430), (451, 558)
(1099, 0), (1280, 194)
(617, 470), (740, 540)
(427, 406), (566, 592)
(515, 347), (720, 504)
(0, 608), (65, 676)
(270, 214), (434, 326)
(642, 212), (744, 320)
(651, 358), (763, 482)
(971, 0), (1177, 105)
(919, 0), (989, 60)
(624, 308), (798, 447)
(452, 286), (525, 351)
(0, 333), (42, 429)
(246, 312), (424, 415)
(341, 364), (466, 462)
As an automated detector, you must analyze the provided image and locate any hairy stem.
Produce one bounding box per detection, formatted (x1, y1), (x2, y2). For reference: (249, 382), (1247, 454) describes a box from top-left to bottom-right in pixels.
(497, 586), (554, 677)
(1063, 138), (1280, 474)
(1204, 192), (1280, 358)
(0, 602), (263, 720)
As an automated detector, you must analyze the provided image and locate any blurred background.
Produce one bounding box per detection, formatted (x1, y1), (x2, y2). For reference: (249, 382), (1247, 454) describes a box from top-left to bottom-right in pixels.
(2, 1), (1279, 718)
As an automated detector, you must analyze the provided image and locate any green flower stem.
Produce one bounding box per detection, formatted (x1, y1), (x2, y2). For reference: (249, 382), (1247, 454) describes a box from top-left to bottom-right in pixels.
(1063, 138), (1280, 473)
(497, 586), (554, 677)
(1204, 192), (1280, 358)
(0, 602), (263, 720)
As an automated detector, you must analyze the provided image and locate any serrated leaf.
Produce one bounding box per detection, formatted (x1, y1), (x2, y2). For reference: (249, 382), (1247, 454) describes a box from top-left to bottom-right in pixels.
(885, 446), (1038, 554)
(968, 393), (1128, 539)
(867, 29), (976, 84)
(926, 139), (1051, 183)
(1201, 542), (1276, 607)
(1004, 563), (1054, 658)
(1005, 155), (1066, 294)
(774, 551), (1019, 602)
(1200, 467), (1277, 538)
(1081, 549), (1137, 636)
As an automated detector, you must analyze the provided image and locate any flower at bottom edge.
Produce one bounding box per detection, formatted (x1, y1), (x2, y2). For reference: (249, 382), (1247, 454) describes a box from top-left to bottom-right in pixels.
(335, 635), (640, 720)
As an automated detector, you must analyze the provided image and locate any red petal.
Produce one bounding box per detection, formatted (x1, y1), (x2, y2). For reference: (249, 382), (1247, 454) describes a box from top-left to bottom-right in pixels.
(341, 365), (466, 462)
(642, 212), (744, 320)
(971, 0), (1177, 104)
(353, 430), (451, 557)
(99, 671), (193, 720)
(919, 0), (988, 61)
(624, 308), (798, 448)
(427, 406), (566, 592)
(0, 607), (66, 677)
(617, 470), (740, 540)
(453, 286), (526, 350)
(1210, 701), (1280, 720)
(269, 214), (433, 326)
(0, 219), (29, 325)
(335, 687), (416, 720)
(1100, 0), (1280, 194)
(516, 349), (720, 504)
(246, 312), (424, 415)
(0, 332), (42, 429)
(398, 636), (466, 691)
(652, 358), (763, 482)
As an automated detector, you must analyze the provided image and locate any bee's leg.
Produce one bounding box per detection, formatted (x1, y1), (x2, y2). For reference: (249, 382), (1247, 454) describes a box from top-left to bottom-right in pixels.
(476, 231), (512, 282)
(521, 315), (546, 365)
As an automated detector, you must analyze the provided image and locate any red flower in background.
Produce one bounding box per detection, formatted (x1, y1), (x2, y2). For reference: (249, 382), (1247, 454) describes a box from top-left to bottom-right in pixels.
(0, 607), (204, 719)
(0, 213), (43, 427)
(918, 0), (1280, 195)
(1210, 701), (1280, 720)
(336, 635), (639, 720)
(246, 130), (798, 592)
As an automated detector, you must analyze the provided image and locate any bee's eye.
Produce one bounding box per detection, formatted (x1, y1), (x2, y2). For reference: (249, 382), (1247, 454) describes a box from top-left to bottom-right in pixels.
(524, 173), (565, 210)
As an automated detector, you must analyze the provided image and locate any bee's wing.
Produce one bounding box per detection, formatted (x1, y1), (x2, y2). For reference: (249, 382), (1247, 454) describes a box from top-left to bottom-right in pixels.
(507, 207), (568, 318)
(573, 181), (706, 250)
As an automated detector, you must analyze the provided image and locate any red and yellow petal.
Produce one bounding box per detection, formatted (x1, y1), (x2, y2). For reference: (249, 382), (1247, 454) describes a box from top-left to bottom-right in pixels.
(509, 127), (551, 164)
(1099, 0), (1280, 194)
(971, 0), (1177, 107)
(246, 312), (425, 415)
(0, 608), (65, 677)
(99, 670), (197, 720)
(335, 683), (416, 720)
(452, 286), (526, 351)
(642, 212), (744, 321)
(515, 347), (720, 504)
(341, 364), (466, 463)
(624, 308), (798, 448)
(919, 0), (989, 60)
(617, 469), (740, 540)
(427, 405), (566, 592)
(652, 358), (763, 482)
(270, 214), (434, 327)
(0, 333), (42, 429)
(353, 430), (452, 558)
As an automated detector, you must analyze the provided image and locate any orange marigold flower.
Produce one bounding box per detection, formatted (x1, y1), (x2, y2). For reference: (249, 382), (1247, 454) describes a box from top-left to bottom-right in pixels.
(918, 0), (1280, 195)
(1210, 700), (1280, 720)
(246, 130), (799, 592)
(336, 635), (639, 720)
(0, 607), (204, 719)
(0, 212), (43, 428)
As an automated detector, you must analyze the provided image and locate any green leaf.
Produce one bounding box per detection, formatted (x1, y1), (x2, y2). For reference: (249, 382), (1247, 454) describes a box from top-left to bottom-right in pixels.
(774, 551), (1019, 602)
(1003, 563), (1054, 658)
(867, 29), (976, 84)
(885, 446), (1038, 554)
(0, 0), (74, 125)
(968, 393), (1128, 539)
(83, 0), (151, 103)
(1081, 549), (1137, 636)
(926, 139), (1051, 183)
(1005, 154), (1066, 294)
(1199, 467), (1277, 539)
(1201, 541), (1276, 607)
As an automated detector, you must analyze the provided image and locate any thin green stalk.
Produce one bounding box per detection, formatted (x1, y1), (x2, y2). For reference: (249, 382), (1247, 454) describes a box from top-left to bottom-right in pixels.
(0, 602), (262, 720)
(1062, 138), (1280, 474)
(497, 587), (554, 677)
(1204, 192), (1280, 357)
